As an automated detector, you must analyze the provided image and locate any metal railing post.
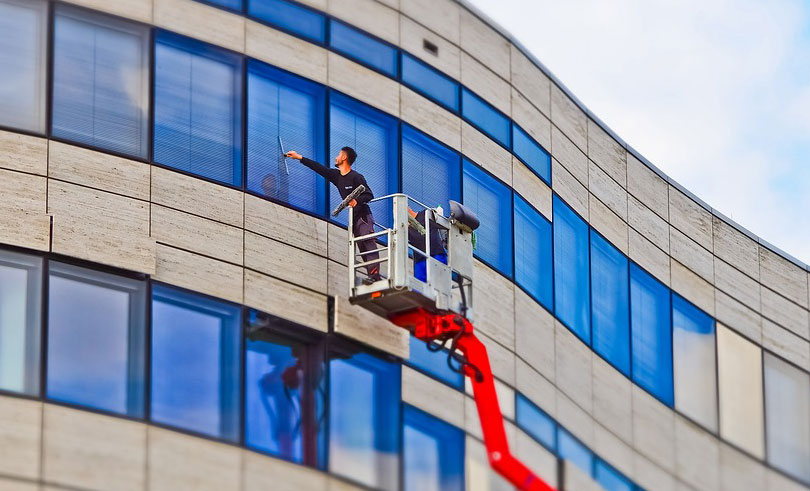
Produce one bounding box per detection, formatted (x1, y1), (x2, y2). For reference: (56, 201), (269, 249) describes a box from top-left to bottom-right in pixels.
(347, 205), (354, 295)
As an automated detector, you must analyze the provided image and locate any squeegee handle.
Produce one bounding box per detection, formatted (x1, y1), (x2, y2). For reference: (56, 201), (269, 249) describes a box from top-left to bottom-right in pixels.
(331, 184), (366, 217)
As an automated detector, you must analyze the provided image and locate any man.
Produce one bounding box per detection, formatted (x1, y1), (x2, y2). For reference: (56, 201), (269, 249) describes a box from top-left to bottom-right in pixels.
(285, 147), (382, 282)
(408, 207), (447, 282)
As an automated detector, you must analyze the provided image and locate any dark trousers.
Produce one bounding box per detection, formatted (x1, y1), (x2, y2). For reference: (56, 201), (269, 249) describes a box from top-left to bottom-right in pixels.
(353, 213), (380, 278)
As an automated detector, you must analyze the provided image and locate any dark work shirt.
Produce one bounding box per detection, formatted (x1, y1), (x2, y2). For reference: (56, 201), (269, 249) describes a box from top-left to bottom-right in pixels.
(300, 157), (374, 218)
(408, 210), (445, 259)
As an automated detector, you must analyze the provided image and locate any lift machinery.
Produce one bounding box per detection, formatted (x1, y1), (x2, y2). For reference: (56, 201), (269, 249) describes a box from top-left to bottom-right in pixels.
(345, 193), (555, 491)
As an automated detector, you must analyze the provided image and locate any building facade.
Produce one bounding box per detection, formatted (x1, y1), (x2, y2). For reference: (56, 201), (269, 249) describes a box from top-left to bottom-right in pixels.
(0, 0), (809, 490)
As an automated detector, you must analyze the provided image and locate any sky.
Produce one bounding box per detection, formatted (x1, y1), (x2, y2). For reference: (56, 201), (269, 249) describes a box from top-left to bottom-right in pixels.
(468, 0), (810, 266)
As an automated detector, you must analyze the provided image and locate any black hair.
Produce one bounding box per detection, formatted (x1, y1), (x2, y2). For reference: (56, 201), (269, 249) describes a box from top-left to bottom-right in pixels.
(341, 146), (357, 165)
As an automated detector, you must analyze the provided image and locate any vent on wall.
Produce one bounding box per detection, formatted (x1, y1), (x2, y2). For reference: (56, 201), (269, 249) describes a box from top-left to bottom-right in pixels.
(423, 39), (439, 56)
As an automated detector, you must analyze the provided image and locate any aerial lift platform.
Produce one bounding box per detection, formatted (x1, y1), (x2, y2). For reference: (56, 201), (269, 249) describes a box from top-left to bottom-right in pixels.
(344, 193), (555, 491)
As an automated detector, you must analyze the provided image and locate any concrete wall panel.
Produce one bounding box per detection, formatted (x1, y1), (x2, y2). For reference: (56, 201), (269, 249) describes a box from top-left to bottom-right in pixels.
(328, 53), (400, 117)
(244, 231), (327, 295)
(246, 21), (328, 84)
(510, 45), (551, 118)
(461, 122), (512, 186)
(0, 397), (41, 481)
(514, 288), (555, 380)
(627, 154), (668, 220)
(473, 260), (515, 349)
(461, 53), (510, 116)
(329, 0), (399, 44)
(592, 356), (632, 444)
(245, 194), (328, 257)
(154, 0), (245, 53)
(399, 15), (460, 78)
(151, 166), (244, 227)
(151, 205), (243, 265)
(511, 88), (551, 151)
(554, 323), (592, 412)
(668, 187), (713, 251)
(48, 142), (149, 200)
(154, 244), (243, 303)
(587, 120), (626, 187)
(244, 270), (328, 332)
(459, 9), (510, 78)
(589, 194), (628, 255)
(333, 296), (409, 358)
(0, 130), (47, 176)
(759, 246), (809, 309)
(400, 0), (459, 44)
(551, 159), (588, 220)
(243, 450), (328, 491)
(712, 217), (759, 280)
(402, 366), (465, 428)
(400, 86), (462, 150)
(628, 195), (669, 251)
(63, 0), (152, 23)
(148, 427), (241, 491)
(550, 85), (587, 153)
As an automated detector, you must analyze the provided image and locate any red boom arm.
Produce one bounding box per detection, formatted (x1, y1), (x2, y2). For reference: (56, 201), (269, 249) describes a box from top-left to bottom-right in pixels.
(390, 309), (556, 491)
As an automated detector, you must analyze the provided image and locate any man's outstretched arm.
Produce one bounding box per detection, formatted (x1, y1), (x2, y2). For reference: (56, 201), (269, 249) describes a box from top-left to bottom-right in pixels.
(286, 151), (338, 183)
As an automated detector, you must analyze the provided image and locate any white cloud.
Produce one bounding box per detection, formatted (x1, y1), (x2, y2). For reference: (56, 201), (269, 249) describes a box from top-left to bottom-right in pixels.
(469, 0), (810, 264)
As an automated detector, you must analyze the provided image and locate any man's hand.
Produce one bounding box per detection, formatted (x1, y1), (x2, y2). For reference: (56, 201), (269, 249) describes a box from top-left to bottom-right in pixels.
(286, 150), (302, 160)
(348, 199), (357, 208)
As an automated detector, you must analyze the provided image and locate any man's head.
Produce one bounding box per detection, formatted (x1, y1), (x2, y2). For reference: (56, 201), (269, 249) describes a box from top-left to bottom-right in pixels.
(335, 146), (357, 169)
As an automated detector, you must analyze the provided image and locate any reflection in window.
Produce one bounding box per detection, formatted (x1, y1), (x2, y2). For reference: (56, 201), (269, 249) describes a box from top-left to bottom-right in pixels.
(249, 0), (326, 43)
(407, 337), (464, 389)
(47, 262), (146, 416)
(557, 428), (592, 474)
(0, 251), (42, 395)
(764, 352), (810, 483)
(330, 93), (399, 227)
(672, 294), (717, 431)
(329, 349), (400, 490)
(630, 263), (673, 406)
(590, 231), (630, 376)
(515, 394), (556, 451)
(514, 195), (553, 310)
(401, 54), (459, 111)
(154, 31), (243, 186)
(330, 21), (398, 77)
(52, 6), (150, 158)
(402, 125), (461, 213)
(463, 160), (513, 275)
(151, 285), (241, 440)
(247, 60), (326, 214)
(403, 405), (464, 491)
(553, 195), (590, 343)
(0, 0), (47, 133)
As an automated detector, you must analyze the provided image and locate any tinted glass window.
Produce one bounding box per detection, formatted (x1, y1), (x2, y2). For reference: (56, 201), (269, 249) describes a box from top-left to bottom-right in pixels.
(0, 0), (47, 133)
(672, 294), (717, 431)
(402, 125), (461, 212)
(512, 125), (550, 184)
(247, 60), (326, 214)
(403, 405), (464, 491)
(47, 263), (146, 416)
(553, 195), (590, 343)
(0, 251), (42, 395)
(515, 393), (556, 450)
(630, 263), (673, 406)
(401, 54), (459, 111)
(463, 160), (513, 275)
(590, 231), (630, 375)
(204, 0), (242, 10)
(52, 7), (150, 158)
(461, 89), (511, 147)
(407, 338), (464, 389)
(764, 352), (810, 482)
(330, 93), (399, 227)
(330, 21), (398, 77)
(329, 350), (400, 490)
(557, 428), (592, 474)
(594, 459), (632, 491)
(514, 194), (553, 310)
(154, 31), (243, 186)
(249, 0), (326, 43)
(151, 285), (241, 440)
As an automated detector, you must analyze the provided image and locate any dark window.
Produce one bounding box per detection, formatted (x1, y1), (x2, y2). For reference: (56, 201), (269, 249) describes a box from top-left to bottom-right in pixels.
(0, 250), (42, 396)
(247, 60), (327, 214)
(153, 31), (243, 186)
(590, 230), (630, 375)
(401, 54), (459, 111)
(150, 285), (241, 440)
(329, 347), (400, 490)
(52, 6), (150, 158)
(401, 125), (461, 212)
(330, 93), (399, 227)
(407, 337), (464, 389)
(249, 0), (326, 43)
(553, 195), (590, 343)
(463, 159), (513, 275)
(461, 88), (510, 148)
(47, 262), (146, 416)
(630, 263), (673, 406)
(403, 405), (465, 491)
(330, 21), (398, 77)
(514, 194), (553, 310)
(512, 125), (550, 184)
(515, 393), (556, 450)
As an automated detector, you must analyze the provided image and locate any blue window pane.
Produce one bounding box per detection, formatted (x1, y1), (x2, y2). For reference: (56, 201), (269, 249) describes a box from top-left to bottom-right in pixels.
(590, 231), (630, 375)
(154, 31), (243, 186)
(203, 0), (242, 10)
(245, 335), (305, 462)
(330, 21), (398, 77)
(630, 264), (673, 406)
(557, 428), (592, 474)
(514, 194), (553, 309)
(673, 294), (717, 431)
(553, 195), (590, 343)
(52, 7), (150, 158)
(403, 405), (464, 491)
(151, 285), (241, 440)
(47, 263), (146, 416)
(247, 61), (326, 214)
(461, 89), (510, 147)
(512, 125), (550, 184)
(463, 160), (513, 275)
(249, 0), (326, 43)
(401, 54), (459, 111)
(329, 351), (400, 490)
(402, 125), (461, 212)
(330, 93), (399, 227)
(0, 0), (47, 133)
(594, 459), (632, 491)
(407, 338), (464, 389)
(515, 394), (556, 450)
